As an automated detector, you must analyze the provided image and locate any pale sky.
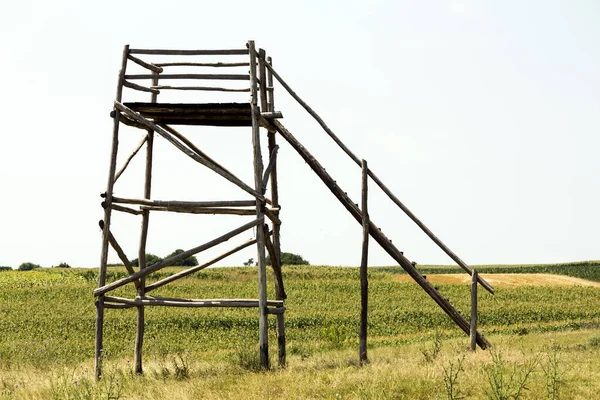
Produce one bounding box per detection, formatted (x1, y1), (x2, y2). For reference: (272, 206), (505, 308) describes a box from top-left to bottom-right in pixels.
(0, 0), (598, 268)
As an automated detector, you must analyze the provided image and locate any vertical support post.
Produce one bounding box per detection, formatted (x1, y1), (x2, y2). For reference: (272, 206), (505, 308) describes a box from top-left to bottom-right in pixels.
(266, 56), (275, 113)
(359, 160), (369, 364)
(470, 270), (478, 351)
(96, 44), (129, 379)
(134, 71), (159, 374)
(249, 40), (269, 369)
(266, 55), (286, 366)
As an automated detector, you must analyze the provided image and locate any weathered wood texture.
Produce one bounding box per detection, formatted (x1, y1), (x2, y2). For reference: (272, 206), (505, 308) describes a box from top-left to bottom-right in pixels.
(96, 44), (129, 380)
(260, 112), (283, 119)
(123, 80), (159, 94)
(140, 205), (256, 215)
(470, 271), (478, 351)
(151, 86), (249, 92)
(266, 119), (491, 349)
(125, 73), (249, 80)
(129, 49), (249, 55)
(127, 54), (163, 73)
(249, 40), (270, 369)
(265, 63), (493, 295)
(360, 160), (369, 364)
(155, 62), (249, 67)
(105, 296), (283, 308)
(110, 204), (142, 215)
(135, 71), (158, 374)
(124, 102), (252, 126)
(101, 224), (140, 289)
(114, 136), (147, 183)
(94, 218), (263, 296)
(114, 102), (265, 201)
(264, 225), (286, 300)
(112, 197), (256, 208)
(261, 145), (279, 194)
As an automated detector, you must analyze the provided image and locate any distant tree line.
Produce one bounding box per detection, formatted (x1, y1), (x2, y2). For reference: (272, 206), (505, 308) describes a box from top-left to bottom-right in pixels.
(266, 252), (310, 266)
(131, 249), (199, 267)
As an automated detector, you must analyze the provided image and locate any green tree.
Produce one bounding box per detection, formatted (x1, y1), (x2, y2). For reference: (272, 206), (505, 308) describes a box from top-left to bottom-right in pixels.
(131, 254), (163, 267)
(164, 249), (199, 267)
(266, 252), (309, 266)
(18, 262), (41, 271)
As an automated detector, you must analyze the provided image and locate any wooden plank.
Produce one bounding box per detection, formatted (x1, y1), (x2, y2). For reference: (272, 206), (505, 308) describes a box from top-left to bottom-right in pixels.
(260, 112), (283, 119)
(114, 102), (266, 202)
(123, 80), (159, 93)
(258, 49), (269, 112)
(125, 73), (249, 80)
(145, 237), (261, 292)
(151, 85), (249, 92)
(105, 296), (283, 308)
(249, 40), (270, 370)
(100, 223), (140, 289)
(360, 160), (369, 364)
(265, 63), (493, 294)
(261, 145), (279, 194)
(155, 62), (249, 67)
(127, 54), (163, 73)
(267, 98), (285, 365)
(110, 204), (142, 216)
(94, 218), (263, 296)
(263, 208), (281, 226)
(135, 71), (158, 374)
(114, 135), (147, 183)
(266, 57), (275, 113)
(267, 118), (492, 350)
(112, 197), (256, 208)
(140, 205), (256, 215)
(264, 224), (286, 300)
(96, 44), (129, 380)
(470, 271), (478, 351)
(129, 49), (249, 55)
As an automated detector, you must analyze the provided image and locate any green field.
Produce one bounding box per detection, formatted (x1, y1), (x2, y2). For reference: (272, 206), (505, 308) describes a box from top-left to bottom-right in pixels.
(1, 262), (600, 399)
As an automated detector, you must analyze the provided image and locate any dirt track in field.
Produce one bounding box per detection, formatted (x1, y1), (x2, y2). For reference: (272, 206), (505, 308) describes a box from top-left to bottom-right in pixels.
(394, 273), (600, 287)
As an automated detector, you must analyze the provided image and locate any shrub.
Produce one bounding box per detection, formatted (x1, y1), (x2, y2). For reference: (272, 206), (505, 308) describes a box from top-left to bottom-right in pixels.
(52, 262), (71, 268)
(266, 252), (309, 266)
(131, 254), (163, 267)
(18, 262), (41, 271)
(0, 266), (12, 272)
(164, 249), (198, 267)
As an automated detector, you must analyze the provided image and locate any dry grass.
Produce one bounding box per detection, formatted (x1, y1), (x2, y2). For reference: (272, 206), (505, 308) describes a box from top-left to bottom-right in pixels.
(2, 330), (600, 399)
(394, 273), (600, 287)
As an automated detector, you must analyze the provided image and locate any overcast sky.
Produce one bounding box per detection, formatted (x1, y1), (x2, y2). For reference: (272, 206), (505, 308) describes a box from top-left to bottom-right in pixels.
(0, 0), (598, 268)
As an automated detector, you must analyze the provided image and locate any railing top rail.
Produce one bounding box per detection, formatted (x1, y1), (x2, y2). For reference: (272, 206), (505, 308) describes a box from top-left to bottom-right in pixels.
(129, 48), (249, 56)
(265, 62), (494, 295)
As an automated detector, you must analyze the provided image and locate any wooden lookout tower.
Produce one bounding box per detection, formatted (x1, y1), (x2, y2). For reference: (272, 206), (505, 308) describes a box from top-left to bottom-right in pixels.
(95, 40), (494, 378)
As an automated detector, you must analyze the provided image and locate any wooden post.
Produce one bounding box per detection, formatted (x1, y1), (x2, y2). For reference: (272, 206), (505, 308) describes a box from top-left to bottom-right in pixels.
(249, 40), (269, 369)
(266, 55), (285, 366)
(96, 44), (129, 379)
(360, 160), (369, 364)
(470, 270), (478, 351)
(134, 71), (158, 374)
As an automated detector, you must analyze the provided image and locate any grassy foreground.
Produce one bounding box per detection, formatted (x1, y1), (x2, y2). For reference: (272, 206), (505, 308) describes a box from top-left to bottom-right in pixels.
(1, 263), (599, 398)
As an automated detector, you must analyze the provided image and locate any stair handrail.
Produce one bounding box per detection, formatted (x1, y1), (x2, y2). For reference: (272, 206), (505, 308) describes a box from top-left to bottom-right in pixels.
(264, 63), (494, 295)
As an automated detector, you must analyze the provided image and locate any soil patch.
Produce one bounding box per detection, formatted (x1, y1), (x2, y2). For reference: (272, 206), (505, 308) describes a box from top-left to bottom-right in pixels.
(394, 273), (600, 287)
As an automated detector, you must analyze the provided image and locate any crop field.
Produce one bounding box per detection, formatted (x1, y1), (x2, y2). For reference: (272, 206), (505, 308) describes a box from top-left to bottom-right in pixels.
(1, 262), (600, 399)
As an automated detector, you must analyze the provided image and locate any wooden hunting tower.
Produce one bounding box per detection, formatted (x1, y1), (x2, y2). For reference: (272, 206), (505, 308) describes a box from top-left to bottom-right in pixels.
(95, 40), (494, 378)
